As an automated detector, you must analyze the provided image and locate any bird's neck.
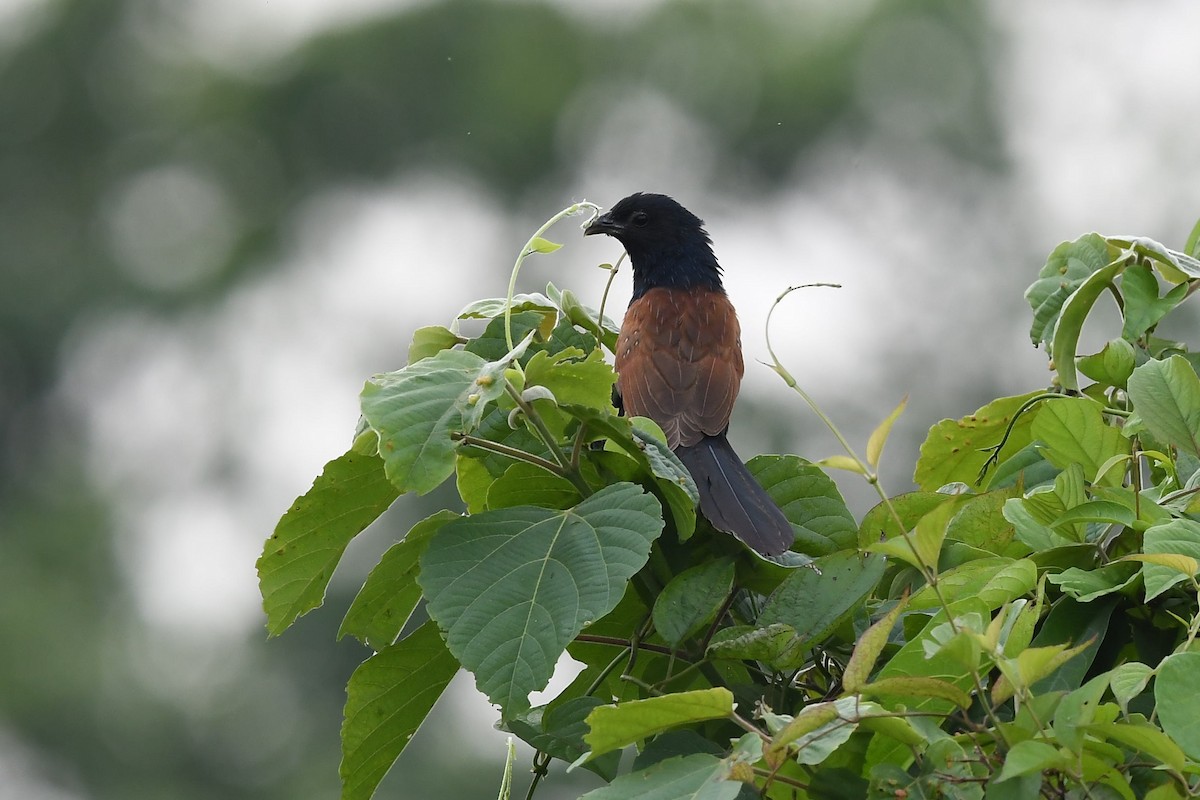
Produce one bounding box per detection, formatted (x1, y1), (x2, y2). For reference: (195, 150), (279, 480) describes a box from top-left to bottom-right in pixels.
(629, 247), (724, 300)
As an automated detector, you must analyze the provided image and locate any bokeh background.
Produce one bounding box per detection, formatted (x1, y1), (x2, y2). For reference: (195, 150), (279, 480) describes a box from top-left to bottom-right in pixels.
(3, 0), (1198, 797)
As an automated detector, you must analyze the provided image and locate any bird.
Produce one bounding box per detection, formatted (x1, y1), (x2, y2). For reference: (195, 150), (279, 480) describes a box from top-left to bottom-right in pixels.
(584, 192), (794, 556)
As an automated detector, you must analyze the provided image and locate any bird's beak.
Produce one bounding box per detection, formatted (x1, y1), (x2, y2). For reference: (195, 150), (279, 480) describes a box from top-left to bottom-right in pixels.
(584, 213), (621, 237)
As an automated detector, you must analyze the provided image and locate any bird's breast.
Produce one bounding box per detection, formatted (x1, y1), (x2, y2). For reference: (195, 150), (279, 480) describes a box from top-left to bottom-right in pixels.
(614, 287), (744, 448)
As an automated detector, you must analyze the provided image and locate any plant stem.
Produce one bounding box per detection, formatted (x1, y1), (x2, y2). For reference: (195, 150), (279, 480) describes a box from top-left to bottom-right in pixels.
(455, 433), (567, 477)
(504, 201), (601, 354)
(504, 383), (593, 497)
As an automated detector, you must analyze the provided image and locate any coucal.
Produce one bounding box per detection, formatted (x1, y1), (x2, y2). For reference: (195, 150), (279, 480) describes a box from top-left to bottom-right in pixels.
(585, 192), (794, 556)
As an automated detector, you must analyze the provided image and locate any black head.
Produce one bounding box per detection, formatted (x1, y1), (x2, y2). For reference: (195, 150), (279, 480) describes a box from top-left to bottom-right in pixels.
(585, 192), (723, 298)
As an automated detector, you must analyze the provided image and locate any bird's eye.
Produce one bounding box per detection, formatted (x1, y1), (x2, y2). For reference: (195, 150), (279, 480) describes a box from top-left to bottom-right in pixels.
(631, 211), (649, 227)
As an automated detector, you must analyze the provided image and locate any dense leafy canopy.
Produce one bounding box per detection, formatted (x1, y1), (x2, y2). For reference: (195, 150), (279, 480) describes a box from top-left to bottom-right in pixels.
(261, 213), (1200, 798)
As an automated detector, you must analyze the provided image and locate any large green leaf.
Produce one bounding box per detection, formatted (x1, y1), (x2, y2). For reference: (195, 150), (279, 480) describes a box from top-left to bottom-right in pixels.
(914, 391), (1042, 491)
(582, 688), (734, 759)
(652, 559), (736, 648)
(258, 447), (399, 636)
(338, 510), (459, 650)
(1025, 233), (1114, 346)
(418, 482), (664, 714)
(1141, 518), (1200, 600)
(757, 550), (886, 647)
(1154, 652), (1200, 760)
(340, 620), (459, 800)
(578, 755), (738, 800)
(858, 492), (953, 549)
(361, 348), (498, 494)
(1030, 396), (1129, 483)
(943, 487), (1026, 557)
(485, 462), (581, 510)
(1127, 356), (1200, 457)
(748, 455), (857, 555)
(907, 558), (1033, 611)
(1049, 255), (1129, 391)
(524, 347), (617, 411)
(1077, 338), (1137, 389)
(1121, 263), (1190, 341)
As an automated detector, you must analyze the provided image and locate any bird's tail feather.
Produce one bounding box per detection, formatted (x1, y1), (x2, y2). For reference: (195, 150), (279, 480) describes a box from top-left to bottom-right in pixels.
(675, 435), (794, 556)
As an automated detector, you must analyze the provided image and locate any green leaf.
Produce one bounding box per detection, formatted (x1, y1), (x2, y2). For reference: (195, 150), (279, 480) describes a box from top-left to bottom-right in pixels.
(1051, 500), (1135, 529)
(866, 498), (951, 572)
(1045, 562), (1139, 603)
(995, 739), (1065, 782)
(524, 348), (617, 411)
(706, 623), (805, 670)
(340, 620), (459, 800)
(748, 455), (857, 555)
(1049, 254), (1130, 390)
(550, 286), (619, 353)
(1127, 356), (1200, 457)
(867, 395), (908, 469)
(1077, 338), (1136, 389)
(908, 558), (1010, 611)
(843, 596), (908, 692)
(1121, 264), (1189, 341)
(578, 755), (737, 800)
(1088, 721), (1186, 773)
(1027, 596), (1114, 693)
(758, 551), (887, 646)
(1109, 234), (1200, 282)
(1030, 397), (1129, 484)
(462, 311), (545, 362)
(865, 598), (989, 768)
(1051, 673), (1109, 752)
(1003, 496), (1073, 551)
(582, 688), (734, 759)
(1187, 218), (1200, 260)
(505, 697), (620, 781)
(914, 391), (1042, 491)
(652, 559), (736, 648)
(1026, 233), (1114, 346)
(338, 510), (459, 650)
(858, 491), (953, 548)
(817, 454), (867, 474)
(873, 598), (989, 715)
(1108, 662), (1153, 715)
(419, 482), (664, 714)
(943, 487), (1026, 558)
(485, 462), (580, 510)
(857, 676), (971, 709)
(407, 325), (464, 363)
(361, 348), (496, 494)
(457, 293), (558, 321)
(771, 696), (875, 766)
(765, 704), (840, 761)
(528, 235), (563, 254)
(1155, 652), (1200, 760)
(1141, 518), (1200, 600)
(258, 448), (399, 636)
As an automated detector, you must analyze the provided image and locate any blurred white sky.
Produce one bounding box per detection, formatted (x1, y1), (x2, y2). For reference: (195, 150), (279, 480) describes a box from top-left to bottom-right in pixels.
(53, 0), (1200, 776)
